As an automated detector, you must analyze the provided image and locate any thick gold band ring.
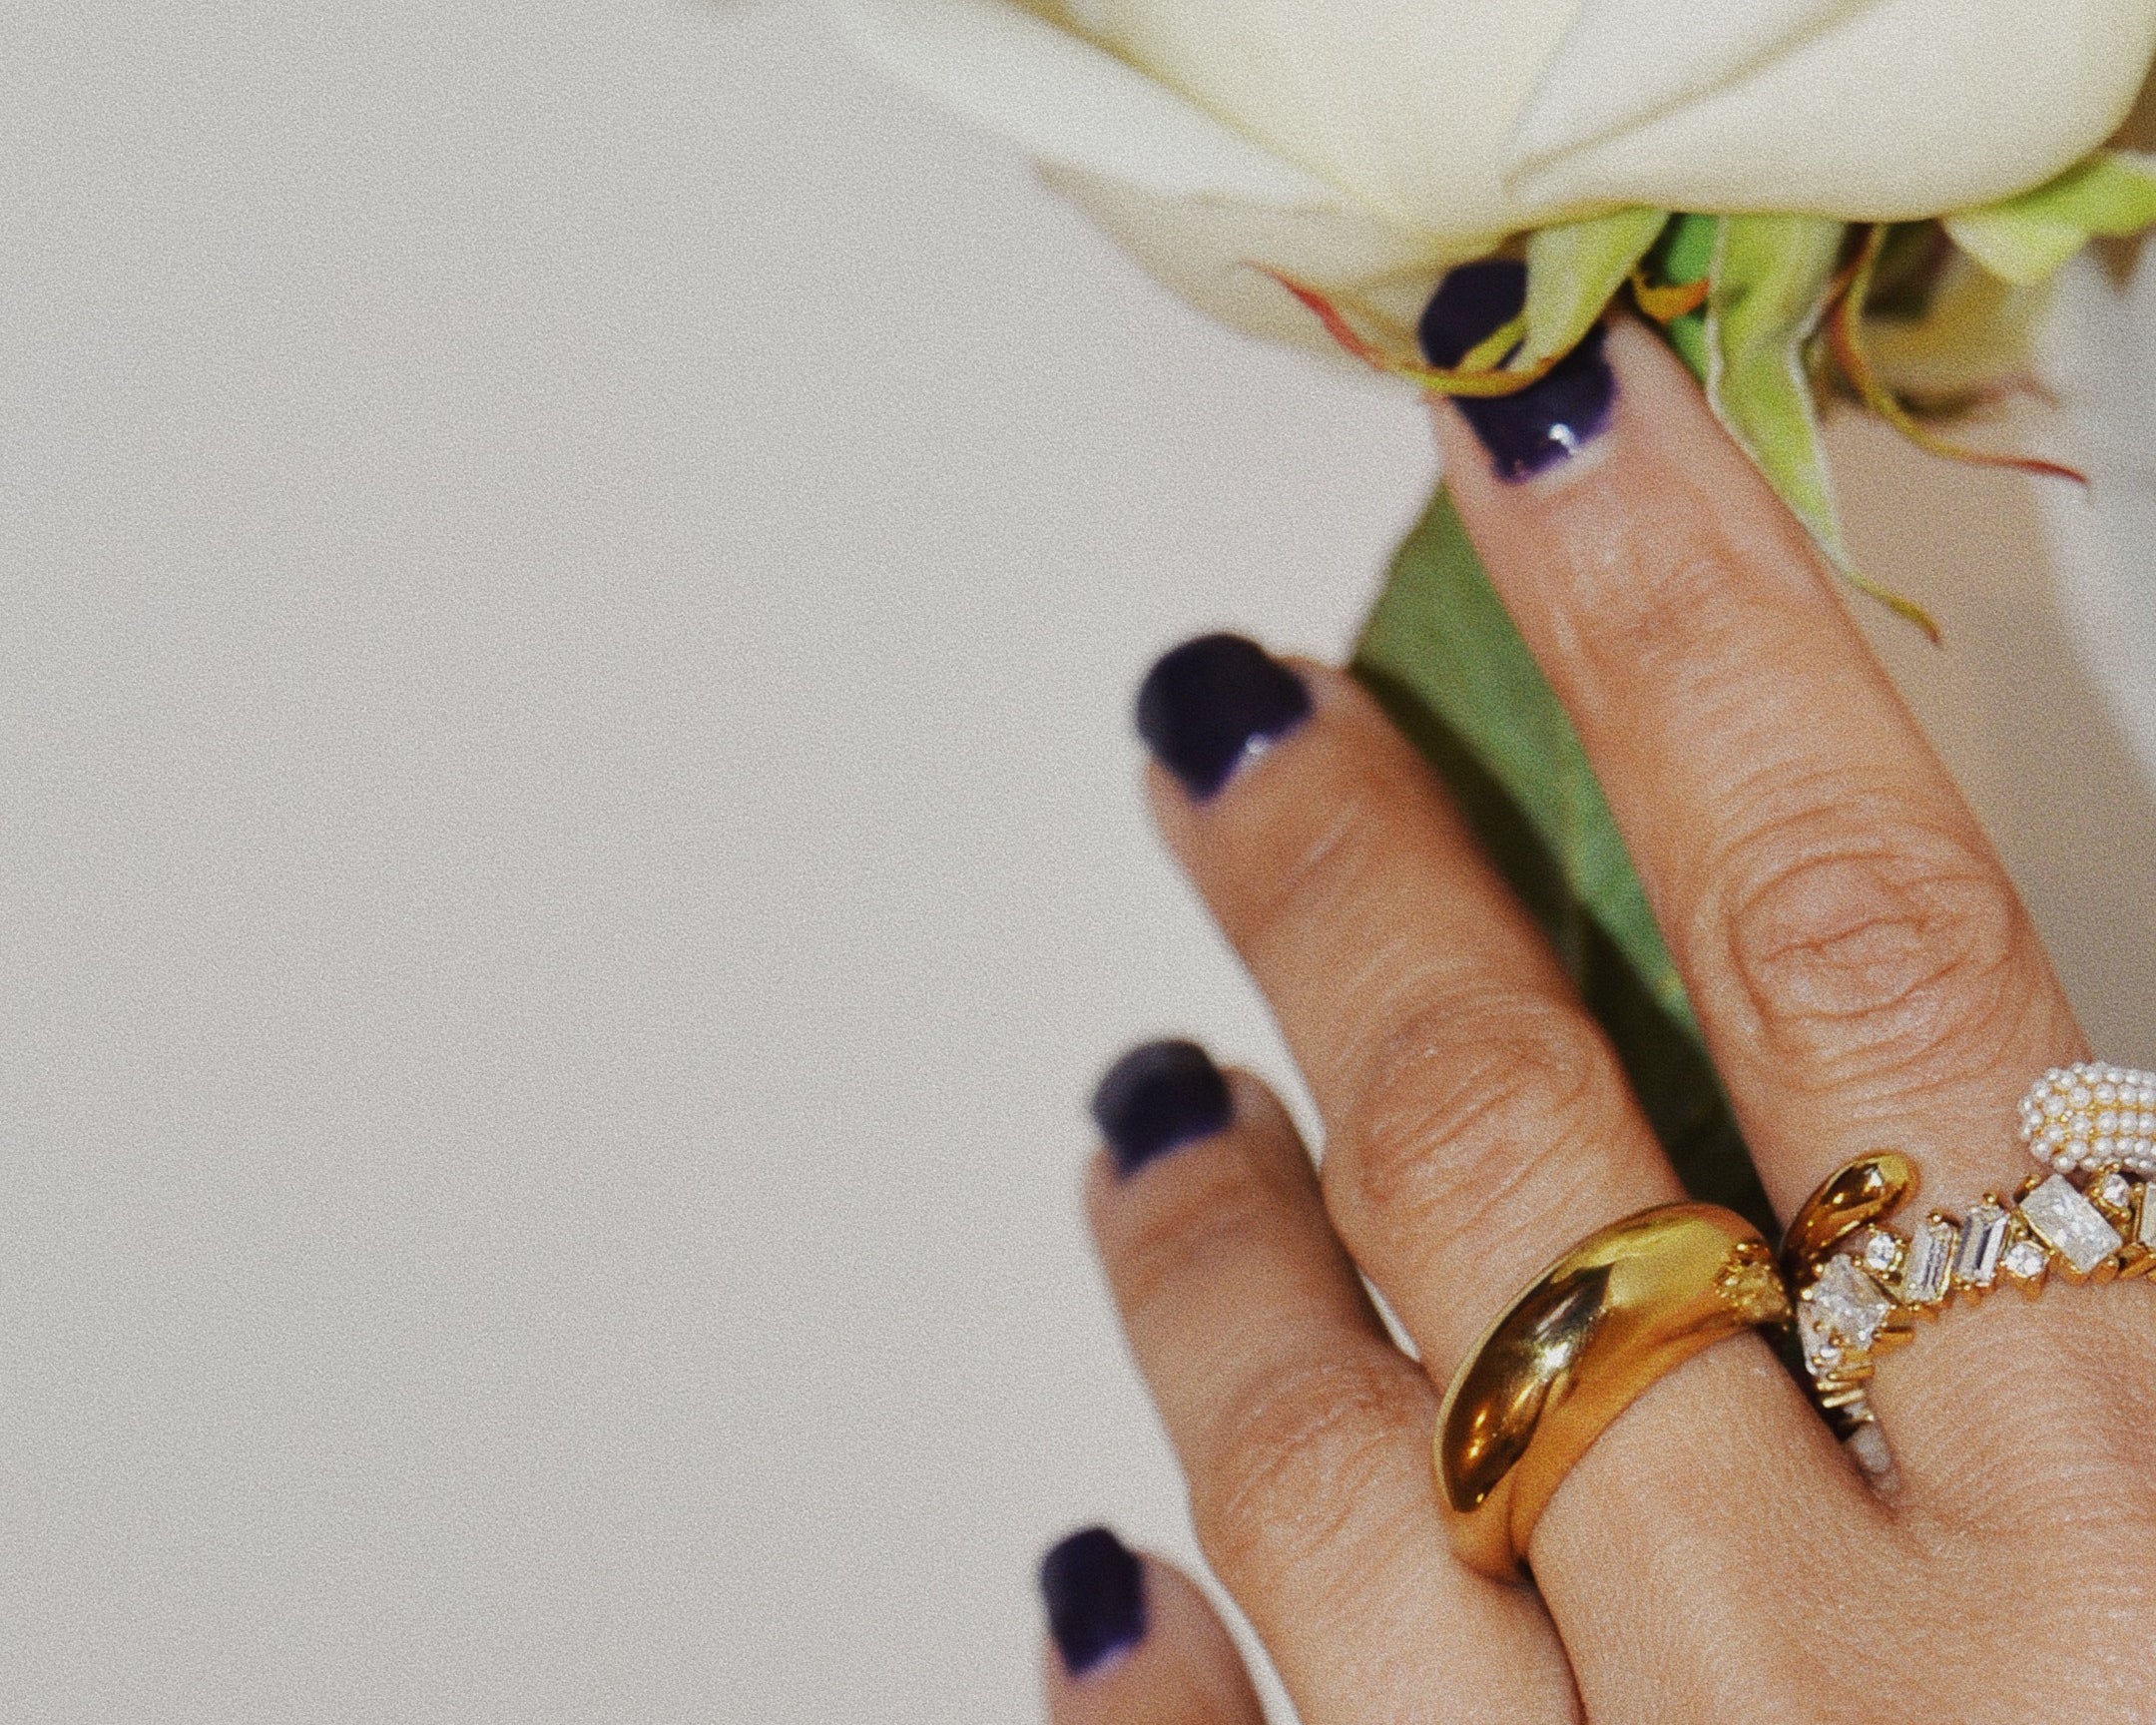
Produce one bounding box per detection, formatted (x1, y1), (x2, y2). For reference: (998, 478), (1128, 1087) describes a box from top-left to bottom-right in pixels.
(1433, 1202), (1792, 1580)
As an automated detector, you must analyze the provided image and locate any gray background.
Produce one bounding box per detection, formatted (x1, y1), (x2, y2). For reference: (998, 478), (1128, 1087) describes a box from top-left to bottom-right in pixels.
(7, 3), (2154, 1720)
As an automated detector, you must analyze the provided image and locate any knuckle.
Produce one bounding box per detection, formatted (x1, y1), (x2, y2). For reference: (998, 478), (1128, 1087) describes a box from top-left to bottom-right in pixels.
(1189, 1353), (1421, 1596)
(1705, 796), (2036, 1090)
(1326, 993), (1627, 1252)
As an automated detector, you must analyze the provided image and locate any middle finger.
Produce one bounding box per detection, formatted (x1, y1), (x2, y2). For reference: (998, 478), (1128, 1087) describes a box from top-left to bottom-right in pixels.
(1136, 637), (1866, 1694)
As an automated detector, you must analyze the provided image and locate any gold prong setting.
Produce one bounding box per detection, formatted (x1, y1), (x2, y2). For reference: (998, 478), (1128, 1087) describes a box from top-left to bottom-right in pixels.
(1785, 1138), (2155, 1473)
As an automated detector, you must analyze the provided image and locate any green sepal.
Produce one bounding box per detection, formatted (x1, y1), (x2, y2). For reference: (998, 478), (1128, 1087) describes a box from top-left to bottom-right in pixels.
(1864, 253), (2045, 403)
(1945, 150), (2156, 285)
(1645, 212), (1718, 381)
(1706, 215), (1848, 558)
(1519, 207), (1668, 365)
(1352, 488), (1771, 1231)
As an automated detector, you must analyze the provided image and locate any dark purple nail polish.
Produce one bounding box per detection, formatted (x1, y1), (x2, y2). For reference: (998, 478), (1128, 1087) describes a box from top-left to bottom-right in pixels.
(1040, 1525), (1147, 1678)
(1419, 259), (1614, 481)
(1135, 633), (1311, 801)
(1091, 1039), (1232, 1176)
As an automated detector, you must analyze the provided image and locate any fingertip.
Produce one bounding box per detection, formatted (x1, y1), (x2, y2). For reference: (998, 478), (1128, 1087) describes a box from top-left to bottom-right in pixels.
(1133, 633), (1313, 804)
(1039, 1537), (1267, 1725)
(1138, 655), (1402, 845)
(1089, 1038), (1235, 1178)
(1040, 1525), (1148, 1680)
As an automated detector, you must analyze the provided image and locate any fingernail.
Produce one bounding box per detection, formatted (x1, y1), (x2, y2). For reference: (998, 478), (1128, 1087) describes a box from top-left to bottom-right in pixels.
(1091, 1039), (1232, 1176)
(1040, 1525), (1147, 1679)
(1134, 633), (1311, 801)
(1419, 259), (1614, 481)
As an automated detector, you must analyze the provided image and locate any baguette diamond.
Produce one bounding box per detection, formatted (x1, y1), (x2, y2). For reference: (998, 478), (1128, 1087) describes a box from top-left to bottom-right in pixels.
(1899, 1216), (1957, 1306)
(1954, 1202), (2007, 1288)
(2019, 1175), (2122, 1276)
(1794, 1111), (2155, 1471)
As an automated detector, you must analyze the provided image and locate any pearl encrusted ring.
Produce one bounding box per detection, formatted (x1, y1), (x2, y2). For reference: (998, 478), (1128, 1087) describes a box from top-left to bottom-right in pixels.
(2019, 1062), (2156, 1177)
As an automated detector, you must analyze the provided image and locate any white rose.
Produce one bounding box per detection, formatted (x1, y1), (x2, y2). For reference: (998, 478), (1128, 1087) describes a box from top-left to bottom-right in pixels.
(830, 0), (2156, 354)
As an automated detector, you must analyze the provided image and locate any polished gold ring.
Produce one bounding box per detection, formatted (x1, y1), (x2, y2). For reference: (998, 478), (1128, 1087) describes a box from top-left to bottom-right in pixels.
(1433, 1203), (1792, 1580)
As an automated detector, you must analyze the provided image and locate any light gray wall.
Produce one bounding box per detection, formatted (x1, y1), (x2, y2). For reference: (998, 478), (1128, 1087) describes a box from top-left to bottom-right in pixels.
(3, 3), (1420, 1719)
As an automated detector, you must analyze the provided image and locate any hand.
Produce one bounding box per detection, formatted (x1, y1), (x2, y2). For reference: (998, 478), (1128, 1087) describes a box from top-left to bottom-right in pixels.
(1037, 317), (2156, 1722)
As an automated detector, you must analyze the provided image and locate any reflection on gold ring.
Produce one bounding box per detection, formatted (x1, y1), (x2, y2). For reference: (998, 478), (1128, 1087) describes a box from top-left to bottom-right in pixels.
(1434, 1203), (1791, 1580)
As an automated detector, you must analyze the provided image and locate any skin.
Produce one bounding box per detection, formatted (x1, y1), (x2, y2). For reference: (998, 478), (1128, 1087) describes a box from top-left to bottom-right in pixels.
(1046, 320), (2156, 1723)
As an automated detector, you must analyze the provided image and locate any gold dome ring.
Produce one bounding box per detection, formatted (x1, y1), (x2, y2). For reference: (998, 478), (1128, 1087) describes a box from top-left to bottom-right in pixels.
(1434, 1203), (1792, 1580)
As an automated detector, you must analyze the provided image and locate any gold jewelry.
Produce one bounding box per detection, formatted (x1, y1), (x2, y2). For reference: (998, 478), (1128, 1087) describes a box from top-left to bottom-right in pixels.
(1432, 1203), (1791, 1580)
(1784, 1072), (2156, 1486)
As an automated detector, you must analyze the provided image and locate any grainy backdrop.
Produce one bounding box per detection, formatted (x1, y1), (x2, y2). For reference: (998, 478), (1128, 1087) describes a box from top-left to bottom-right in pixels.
(5, 4), (2152, 1721)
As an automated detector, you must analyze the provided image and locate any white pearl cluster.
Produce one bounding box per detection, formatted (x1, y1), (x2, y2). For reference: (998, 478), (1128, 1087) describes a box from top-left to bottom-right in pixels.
(2019, 1062), (2156, 1176)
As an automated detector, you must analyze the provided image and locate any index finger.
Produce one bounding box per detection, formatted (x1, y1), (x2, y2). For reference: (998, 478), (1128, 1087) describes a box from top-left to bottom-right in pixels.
(1435, 314), (2084, 1233)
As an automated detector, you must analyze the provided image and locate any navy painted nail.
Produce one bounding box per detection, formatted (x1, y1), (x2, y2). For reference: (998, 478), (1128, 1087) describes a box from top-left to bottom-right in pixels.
(1041, 1526), (1147, 1678)
(1091, 1039), (1232, 1176)
(1135, 633), (1311, 800)
(1418, 259), (1614, 481)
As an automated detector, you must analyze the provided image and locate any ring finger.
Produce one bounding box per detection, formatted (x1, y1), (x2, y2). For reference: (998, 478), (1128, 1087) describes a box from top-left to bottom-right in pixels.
(1084, 1054), (1576, 1722)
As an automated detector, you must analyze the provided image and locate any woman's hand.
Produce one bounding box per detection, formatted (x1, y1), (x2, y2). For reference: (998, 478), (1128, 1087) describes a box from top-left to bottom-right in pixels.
(1040, 311), (2156, 1722)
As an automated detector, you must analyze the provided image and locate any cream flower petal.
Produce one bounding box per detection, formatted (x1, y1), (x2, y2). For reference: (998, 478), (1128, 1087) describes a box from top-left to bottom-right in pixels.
(1070, 0), (1581, 242)
(1042, 163), (1459, 358)
(1510, 0), (2156, 219)
(828, 0), (1454, 360)
(827, 0), (1337, 206)
(1506, 0), (1877, 176)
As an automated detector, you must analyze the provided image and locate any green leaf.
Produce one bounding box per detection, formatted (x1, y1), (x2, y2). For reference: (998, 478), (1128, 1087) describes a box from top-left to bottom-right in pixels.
(1518, 207), (1667, 365)
(1706, 215), (1848, 558)
(1945, 150), (2156, 285)
(1352, 486), (1772, 1232)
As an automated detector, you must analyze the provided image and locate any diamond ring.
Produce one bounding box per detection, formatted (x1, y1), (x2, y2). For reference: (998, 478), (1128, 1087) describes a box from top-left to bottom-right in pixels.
(1784, 1067), (2156, 1487)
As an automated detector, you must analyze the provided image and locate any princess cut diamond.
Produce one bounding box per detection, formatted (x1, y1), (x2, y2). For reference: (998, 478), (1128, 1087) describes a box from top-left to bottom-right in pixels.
(1806, 1255), (1893, 1358)
(2018, 1175), (2122, 1276)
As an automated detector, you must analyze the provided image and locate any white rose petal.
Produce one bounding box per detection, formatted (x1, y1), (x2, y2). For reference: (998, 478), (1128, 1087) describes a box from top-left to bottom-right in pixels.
(1040, 163), (1452, 357)
(828, 0), (2156, 352)
(830, 0), (1335, 205)
(1074, 0), (1583, 244)
(830, 0), (1453, 356)
(1507, 0), (1880, 179)
(1513, 0), (2156, 219)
